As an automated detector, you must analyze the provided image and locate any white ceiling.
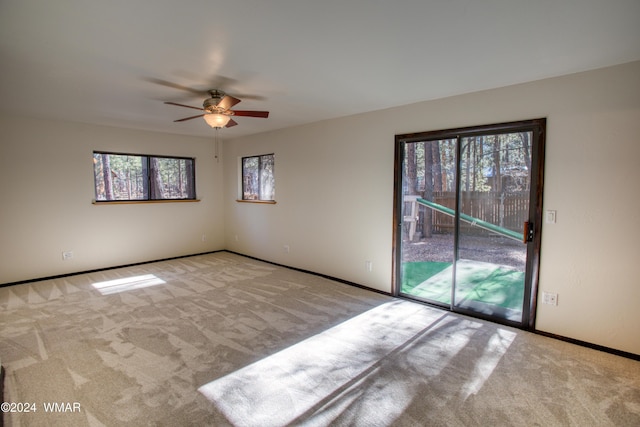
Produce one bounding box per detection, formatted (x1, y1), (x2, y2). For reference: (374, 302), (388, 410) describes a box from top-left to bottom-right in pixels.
(1, 0), (639, 139)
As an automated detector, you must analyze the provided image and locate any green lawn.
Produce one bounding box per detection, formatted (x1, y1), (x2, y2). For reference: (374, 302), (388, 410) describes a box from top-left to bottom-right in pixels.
(401, 260), (524, 311)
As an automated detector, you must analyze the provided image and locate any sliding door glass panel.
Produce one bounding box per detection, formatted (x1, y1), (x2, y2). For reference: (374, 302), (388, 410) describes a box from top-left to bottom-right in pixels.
(453, 133), (531, 322)
(400, 139), (457, 305)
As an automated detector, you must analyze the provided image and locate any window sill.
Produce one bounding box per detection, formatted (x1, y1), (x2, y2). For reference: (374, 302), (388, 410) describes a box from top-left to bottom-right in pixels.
(236, 199), (277, 204)
(93, 199), (201, 205)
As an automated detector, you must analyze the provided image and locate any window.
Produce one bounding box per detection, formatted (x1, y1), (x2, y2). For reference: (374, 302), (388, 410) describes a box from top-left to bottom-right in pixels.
(242, 154), (275, 201)
(93, 152), (196, 202)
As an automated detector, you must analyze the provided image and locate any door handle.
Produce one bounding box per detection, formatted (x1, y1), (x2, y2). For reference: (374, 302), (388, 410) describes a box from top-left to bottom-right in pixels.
(523, 221), (534, 243)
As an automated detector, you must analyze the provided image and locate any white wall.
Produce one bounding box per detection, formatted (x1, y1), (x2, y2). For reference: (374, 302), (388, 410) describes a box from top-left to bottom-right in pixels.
(1, 62), (637, 355)
(0, 116), (225, 283)
(224, 61), (640, 355)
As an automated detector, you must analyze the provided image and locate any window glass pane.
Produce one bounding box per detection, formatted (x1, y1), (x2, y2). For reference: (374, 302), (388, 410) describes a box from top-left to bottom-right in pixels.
(260, 154), (275, 200)
(454, 132), (531, 322)
(93, 153), (147, 201)
(152, 157), (195, 200)
(242, 157), (260, 200)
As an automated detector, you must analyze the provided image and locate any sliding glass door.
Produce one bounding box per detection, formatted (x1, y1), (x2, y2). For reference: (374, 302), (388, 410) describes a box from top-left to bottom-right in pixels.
(394, 120), (545, 328)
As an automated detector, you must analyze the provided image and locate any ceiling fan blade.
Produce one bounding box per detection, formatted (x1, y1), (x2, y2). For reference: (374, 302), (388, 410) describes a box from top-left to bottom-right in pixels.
(164, 101), (204, 111)
(225, 118), (239, 128)
(230, 110), (270, 118)
(230, 93), (267, 101)
(204, 75), (267, 100)
(147, 76), (267, 102)
(174, 114), (205, 122)
(217, 95), (242, 110)
(145, 78), (209, 96)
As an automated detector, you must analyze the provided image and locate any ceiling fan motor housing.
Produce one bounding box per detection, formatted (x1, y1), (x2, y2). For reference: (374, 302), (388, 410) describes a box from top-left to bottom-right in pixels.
(203, 97), (223, 113)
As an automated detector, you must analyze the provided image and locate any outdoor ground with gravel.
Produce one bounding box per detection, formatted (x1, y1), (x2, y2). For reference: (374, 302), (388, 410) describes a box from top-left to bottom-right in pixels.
(402, 233), (526, 271)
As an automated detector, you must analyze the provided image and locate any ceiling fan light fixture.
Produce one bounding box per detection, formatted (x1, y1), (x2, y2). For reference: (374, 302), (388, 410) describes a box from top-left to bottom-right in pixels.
(204, 113), (231, 128)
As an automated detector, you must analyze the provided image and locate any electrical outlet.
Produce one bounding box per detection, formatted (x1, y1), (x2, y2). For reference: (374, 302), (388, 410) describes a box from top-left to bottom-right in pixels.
(234, 234), (239, 242)
(201, 234), (206, 242)
(542, 291), (558, 306)
(283, 245), (290, 253)
(62, 251), (74, 260)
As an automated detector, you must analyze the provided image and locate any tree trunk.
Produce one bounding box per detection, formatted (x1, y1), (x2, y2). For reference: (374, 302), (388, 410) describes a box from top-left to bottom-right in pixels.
(177, 160), (183, 197)
(102, 153), (114, 200)
(405, 143), (418, 194)
(423, 141), (434, 238)
(442, 141), (453, 192)
(493, 135), (502, 192)
(432, 142), (443, 192)
(471, 137), (477, 191)
(185, 160), (195, 198)
(520, 132), (531, 172)
(149, 157), (164, 199)
(465, 140), (471, 192)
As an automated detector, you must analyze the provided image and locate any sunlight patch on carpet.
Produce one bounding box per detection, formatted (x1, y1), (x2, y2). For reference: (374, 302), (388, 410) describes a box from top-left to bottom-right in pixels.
(91, 274), (166, 295)
(460, 327), (516, 399)
(197, 300), (495, 427)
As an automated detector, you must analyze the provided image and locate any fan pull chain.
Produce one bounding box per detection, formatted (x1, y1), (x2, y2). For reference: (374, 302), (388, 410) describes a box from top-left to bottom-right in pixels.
(214, 127), (220, 163)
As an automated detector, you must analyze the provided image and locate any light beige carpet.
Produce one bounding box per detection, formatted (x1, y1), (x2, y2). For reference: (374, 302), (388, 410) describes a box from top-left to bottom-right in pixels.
(0, 252), (638, 426)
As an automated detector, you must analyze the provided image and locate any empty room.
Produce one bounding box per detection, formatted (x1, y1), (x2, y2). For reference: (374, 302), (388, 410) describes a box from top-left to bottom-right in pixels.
(1, 1), (639, 426)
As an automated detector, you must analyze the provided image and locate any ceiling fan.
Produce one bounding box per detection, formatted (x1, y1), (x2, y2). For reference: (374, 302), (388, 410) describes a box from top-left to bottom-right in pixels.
(164, 89), (269, 129)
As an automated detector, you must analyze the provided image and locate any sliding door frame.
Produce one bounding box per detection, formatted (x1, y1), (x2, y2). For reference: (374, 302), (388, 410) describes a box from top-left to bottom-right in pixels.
(392, 118), (546, 330)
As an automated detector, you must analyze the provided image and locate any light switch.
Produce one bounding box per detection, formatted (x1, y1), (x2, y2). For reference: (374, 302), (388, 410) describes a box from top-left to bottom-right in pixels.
(545, 210), (557, 224)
